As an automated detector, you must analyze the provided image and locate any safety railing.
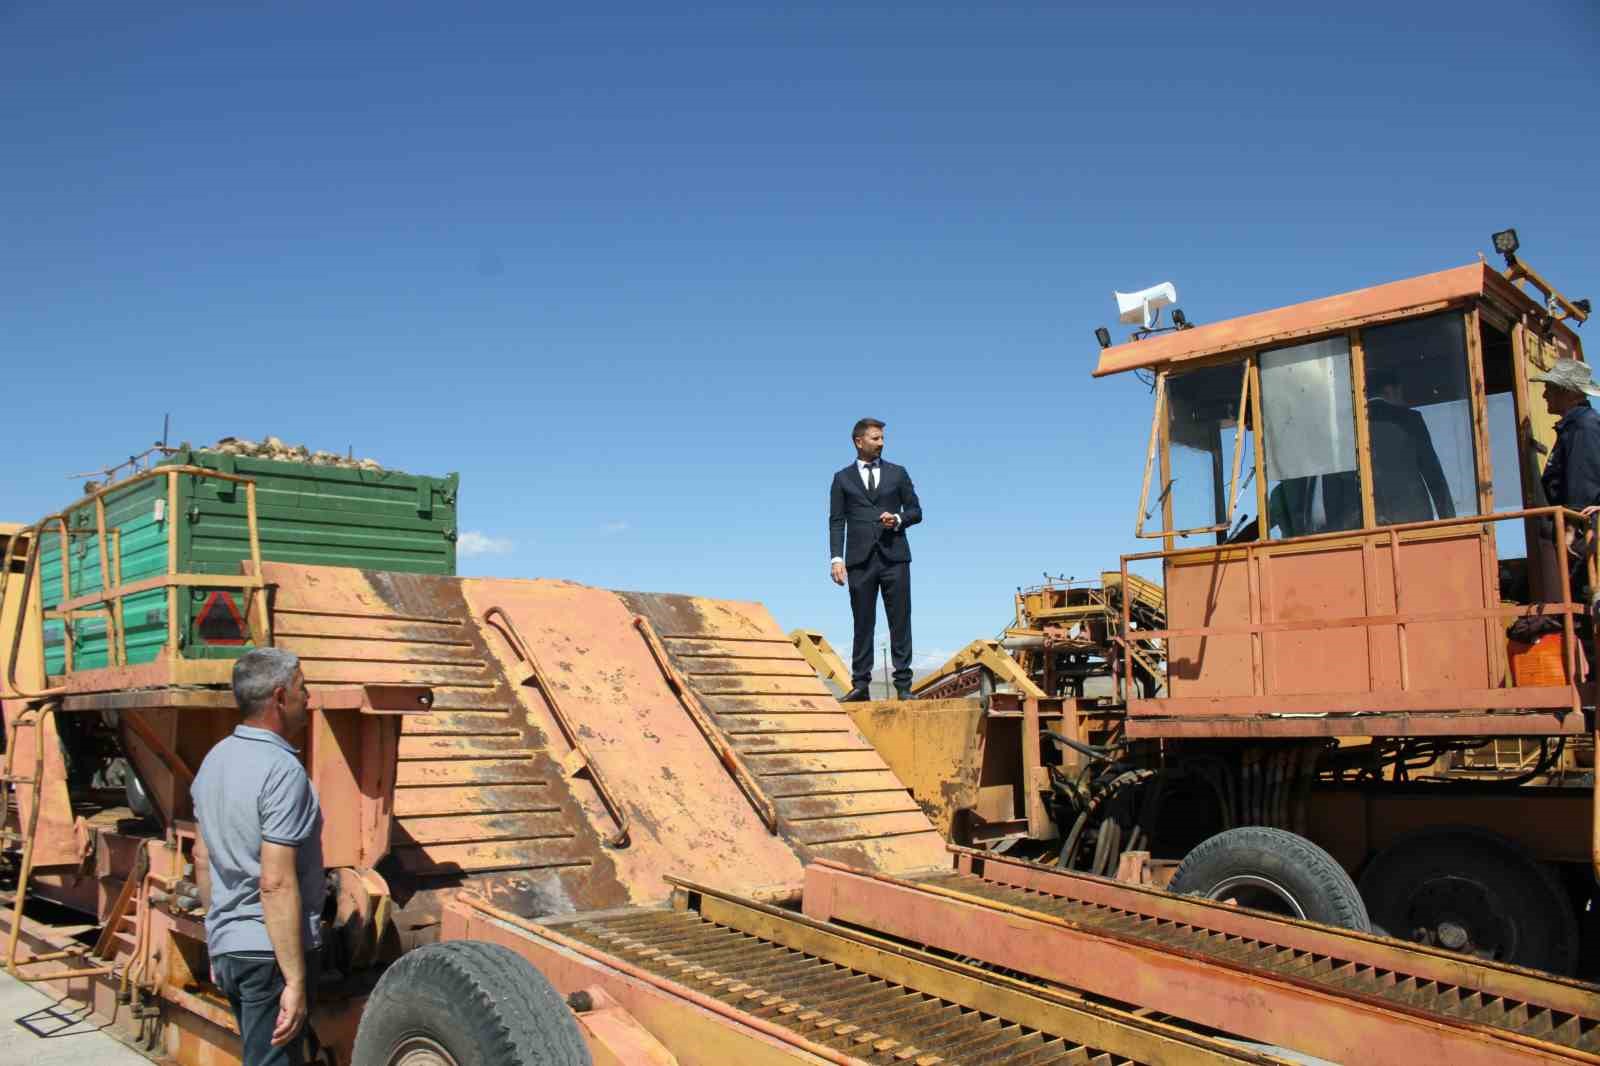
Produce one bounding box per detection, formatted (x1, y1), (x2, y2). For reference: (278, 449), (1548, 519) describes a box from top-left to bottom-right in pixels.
(1, 465), (270, 700)
(1117, 505), (1597, 709)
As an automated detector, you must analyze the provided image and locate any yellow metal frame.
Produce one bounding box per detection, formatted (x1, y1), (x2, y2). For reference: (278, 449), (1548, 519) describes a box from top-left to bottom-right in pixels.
(787, 629), (850, 690)
(909, 638), (1046, 699)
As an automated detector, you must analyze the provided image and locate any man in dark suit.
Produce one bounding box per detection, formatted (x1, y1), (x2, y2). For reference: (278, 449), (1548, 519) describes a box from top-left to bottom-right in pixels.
(829, 418), (922, 701)
(1366, 368), (1455, 526)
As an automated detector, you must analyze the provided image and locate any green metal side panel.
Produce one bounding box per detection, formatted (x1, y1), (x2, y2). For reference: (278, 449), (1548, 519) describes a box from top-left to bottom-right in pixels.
(41, 477), (168, 674)
(38, 451), (459, 674)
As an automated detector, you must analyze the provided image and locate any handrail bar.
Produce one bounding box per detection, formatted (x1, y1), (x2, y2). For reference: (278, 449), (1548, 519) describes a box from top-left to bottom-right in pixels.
(1122, 504), (1588, 564)
(633, 614), (780, 834)
(480, 606), (630, 848)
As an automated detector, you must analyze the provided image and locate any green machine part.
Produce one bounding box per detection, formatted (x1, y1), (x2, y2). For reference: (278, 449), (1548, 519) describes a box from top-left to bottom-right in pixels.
(39, 448), (460, 673)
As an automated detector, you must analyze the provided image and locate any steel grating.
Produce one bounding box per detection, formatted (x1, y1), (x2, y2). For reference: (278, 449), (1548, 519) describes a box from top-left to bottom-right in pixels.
(804, 856), (1600, 1066)
(553, 897), (1286, 1066)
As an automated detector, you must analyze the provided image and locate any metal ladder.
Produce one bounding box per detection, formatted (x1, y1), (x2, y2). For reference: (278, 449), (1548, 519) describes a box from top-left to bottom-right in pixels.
(1, 700), (117, 982)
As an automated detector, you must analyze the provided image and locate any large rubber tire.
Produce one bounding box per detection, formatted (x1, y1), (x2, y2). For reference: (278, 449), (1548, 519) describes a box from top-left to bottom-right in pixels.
(1170, 826), (1372, 932)
(1358, 827), (1578, 975)
(352, 940), (591, 1066)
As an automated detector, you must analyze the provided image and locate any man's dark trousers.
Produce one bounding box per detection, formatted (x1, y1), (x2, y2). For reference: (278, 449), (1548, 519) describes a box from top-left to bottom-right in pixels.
(214, 952), (315, 1066)
(848, 546), (912, 691)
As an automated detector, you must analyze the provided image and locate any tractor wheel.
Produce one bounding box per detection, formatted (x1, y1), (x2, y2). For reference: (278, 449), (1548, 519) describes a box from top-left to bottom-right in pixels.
(352, 940), (590, 1066)
(1170, 826), (1371, 931)
(1358, 827), (1578, 975)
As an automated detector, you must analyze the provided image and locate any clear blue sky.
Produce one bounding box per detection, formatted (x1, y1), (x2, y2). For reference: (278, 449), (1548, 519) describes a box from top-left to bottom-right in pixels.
(4, 2), (1598, 671)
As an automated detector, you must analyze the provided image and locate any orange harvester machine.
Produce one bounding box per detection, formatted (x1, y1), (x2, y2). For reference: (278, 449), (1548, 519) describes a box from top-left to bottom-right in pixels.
(3, 493), (1599, 1065)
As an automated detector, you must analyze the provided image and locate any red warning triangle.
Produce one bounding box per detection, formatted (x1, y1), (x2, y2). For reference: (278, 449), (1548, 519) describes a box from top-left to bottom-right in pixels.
(197, 591), (248, 646)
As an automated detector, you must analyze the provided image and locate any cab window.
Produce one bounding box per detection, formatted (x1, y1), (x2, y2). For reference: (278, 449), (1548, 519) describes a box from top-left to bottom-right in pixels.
(1164, 361), (1248, 537)
(1360, 313), (1475, 525)
(1259, 336), (1361, 537)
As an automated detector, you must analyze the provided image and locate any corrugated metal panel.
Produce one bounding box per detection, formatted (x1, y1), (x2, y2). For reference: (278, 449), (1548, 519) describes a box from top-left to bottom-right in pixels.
(177, 451), (459, 577)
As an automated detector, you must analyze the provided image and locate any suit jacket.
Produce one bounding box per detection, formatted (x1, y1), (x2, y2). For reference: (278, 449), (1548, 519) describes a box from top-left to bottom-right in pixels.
(829, 460), (922, 566)
(1367, 399), (1455, 524)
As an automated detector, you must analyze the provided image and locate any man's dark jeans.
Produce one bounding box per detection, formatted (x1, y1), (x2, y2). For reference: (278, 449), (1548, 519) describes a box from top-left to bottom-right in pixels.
(213, 951), (311, 1066)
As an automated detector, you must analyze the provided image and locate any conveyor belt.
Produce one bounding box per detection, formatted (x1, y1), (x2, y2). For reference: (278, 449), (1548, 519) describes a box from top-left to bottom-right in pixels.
(804, 854), (1600, 1066)
(551, 883), (1292, 1066)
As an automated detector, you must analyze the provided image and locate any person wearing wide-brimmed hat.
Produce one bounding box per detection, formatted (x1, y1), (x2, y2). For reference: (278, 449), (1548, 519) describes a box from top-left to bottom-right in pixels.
(1531, 358), (1600, 514)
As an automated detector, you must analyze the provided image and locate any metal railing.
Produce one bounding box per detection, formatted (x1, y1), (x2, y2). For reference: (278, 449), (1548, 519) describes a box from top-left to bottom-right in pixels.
(1, 465), (270, 699)
(1117, 505), (1597, 707)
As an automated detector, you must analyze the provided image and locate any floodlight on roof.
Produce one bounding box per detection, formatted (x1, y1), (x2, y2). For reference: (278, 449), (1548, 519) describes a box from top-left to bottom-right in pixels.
(1115, 282), (1178, 330)
(1095, 326), (1112, 349)
(1492, 227), (1520, 265)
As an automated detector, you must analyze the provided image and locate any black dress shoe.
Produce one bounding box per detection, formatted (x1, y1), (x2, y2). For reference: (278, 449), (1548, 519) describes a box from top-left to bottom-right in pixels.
(895, 687), (913, 701)
(841, 687), (872, 702)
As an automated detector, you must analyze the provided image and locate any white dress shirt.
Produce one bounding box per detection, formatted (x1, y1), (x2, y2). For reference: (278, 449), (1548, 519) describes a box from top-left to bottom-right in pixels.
(831, 460), (903, 568)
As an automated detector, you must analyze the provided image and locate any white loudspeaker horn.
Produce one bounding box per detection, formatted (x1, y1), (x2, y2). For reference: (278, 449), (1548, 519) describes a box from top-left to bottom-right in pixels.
(1115, 282), (1178, 329)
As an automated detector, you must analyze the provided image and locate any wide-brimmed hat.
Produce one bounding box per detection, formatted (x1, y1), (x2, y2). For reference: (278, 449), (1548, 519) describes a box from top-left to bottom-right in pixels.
(1530, 358), (1600, 397)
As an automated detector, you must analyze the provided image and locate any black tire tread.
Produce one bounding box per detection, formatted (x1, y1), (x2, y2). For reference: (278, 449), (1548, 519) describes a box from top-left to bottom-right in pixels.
(352, 939), (590, 1066)
(1358, 826), (1578, 975)
(1171, 825), (1371, 932)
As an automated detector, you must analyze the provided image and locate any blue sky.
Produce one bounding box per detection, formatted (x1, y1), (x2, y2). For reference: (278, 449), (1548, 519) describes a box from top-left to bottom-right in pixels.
(4, 2), (1598, 672)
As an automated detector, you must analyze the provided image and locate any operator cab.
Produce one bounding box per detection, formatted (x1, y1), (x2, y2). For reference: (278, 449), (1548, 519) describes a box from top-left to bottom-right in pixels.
(1094, 239), (1593, 737)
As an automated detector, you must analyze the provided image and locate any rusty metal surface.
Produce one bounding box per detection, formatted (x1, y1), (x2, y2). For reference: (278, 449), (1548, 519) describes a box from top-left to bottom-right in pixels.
(621, 591), (947, 873)
(1125, 710), (1588, 738)
(459, 577), (808, 904)
(842, 698), (988, 841)
(454, 884), (1292, 1066)
(264, 563), (635, 927)
(804, 858), (1600, 1066)
(1122, 503), (1592, 729)
(0, 546), (77, 870)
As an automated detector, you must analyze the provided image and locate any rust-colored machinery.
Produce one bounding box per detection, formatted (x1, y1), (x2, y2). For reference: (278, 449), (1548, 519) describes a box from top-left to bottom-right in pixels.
(912, 572), (1166, 703)
(839, 238), (1600, 980)
(5, 448), (1600, 1065)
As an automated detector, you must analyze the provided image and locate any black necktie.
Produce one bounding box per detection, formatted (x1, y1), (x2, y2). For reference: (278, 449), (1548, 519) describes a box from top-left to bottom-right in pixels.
(866, 463), (878, 493)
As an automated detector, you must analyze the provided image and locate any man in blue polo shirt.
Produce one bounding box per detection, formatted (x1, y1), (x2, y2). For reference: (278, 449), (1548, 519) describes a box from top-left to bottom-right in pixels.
(193, 648), (324, 1066)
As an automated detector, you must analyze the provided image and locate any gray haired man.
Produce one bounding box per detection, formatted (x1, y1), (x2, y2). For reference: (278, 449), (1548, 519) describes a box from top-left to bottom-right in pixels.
(1532, 357), (1600, 514)
(193, 648), (324, 1066)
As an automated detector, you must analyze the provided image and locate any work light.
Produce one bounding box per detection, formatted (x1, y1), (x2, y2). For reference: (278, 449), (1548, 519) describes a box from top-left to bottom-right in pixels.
(1095, 327), (1112, 349)
(1492, 228), (1520, 259)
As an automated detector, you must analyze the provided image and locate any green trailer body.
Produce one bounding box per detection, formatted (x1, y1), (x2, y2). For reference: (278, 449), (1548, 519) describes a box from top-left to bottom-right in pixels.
(38, 449), (459, 673)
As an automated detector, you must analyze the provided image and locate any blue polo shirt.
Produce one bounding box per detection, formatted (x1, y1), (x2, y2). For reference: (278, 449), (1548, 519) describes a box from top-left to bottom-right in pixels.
(192, 725), (325, 957)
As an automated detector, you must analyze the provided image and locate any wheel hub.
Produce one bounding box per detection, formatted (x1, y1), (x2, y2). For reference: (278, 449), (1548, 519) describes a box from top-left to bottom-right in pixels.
(388, 1035), (460, 1066)
(1205, 873), (1309, 920)
(1403, 875), (1513, 961)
